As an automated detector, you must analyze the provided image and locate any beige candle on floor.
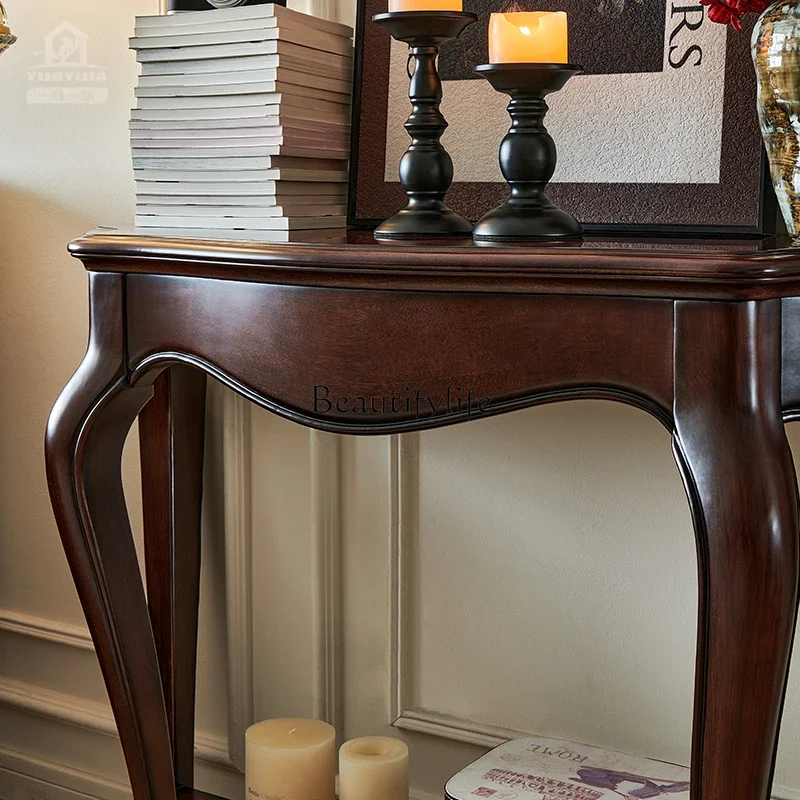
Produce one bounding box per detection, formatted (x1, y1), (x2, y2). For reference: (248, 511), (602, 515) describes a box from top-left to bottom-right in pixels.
(246, 719), (336, 800)
(339, 737), (409, 800)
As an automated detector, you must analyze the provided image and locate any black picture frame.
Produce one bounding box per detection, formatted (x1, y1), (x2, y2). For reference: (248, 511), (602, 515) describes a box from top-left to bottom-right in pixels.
(347, 0), (777, 237)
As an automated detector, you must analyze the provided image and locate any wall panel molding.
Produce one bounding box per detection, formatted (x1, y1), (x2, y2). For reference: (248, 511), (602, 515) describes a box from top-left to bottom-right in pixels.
(0, 610), (93, 652)
(388, 434), (413, 726)
(220, 388), (255, 772)
(219, 397), (344, 765)
(0, 745), (130, 800)
(395, 709), (525, 749)
(388, 433), (530, 747)
(0, 388), (247, 776)
(0, 677), (233, 770)
(311, 431), (344, 733)
(383, 438), (798, 800)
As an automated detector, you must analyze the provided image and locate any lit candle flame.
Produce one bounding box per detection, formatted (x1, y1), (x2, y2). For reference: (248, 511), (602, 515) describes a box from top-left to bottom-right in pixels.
(519, 25), (532, 35)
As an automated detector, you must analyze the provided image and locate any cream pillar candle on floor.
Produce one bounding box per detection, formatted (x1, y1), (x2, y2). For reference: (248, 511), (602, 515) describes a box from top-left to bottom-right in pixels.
(339, 737), (409, 800)
(246, 719), (336, 800)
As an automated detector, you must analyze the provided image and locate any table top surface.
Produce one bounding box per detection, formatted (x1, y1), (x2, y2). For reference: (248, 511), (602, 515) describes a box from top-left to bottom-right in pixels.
(68, 226), (800, 300)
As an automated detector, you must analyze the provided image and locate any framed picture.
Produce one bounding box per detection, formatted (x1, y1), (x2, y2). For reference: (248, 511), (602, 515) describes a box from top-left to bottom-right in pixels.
(347, 0), (776, 235)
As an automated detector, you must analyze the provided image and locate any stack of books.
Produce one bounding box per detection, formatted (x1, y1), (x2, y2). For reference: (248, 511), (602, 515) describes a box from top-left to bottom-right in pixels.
(129, 4), (353, 236)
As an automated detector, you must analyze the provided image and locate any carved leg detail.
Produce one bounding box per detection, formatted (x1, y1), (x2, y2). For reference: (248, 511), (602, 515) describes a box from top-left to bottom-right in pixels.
(46, 274), (176, 800)
(674, 300), (800, 800)
(140, 366), (207, 789)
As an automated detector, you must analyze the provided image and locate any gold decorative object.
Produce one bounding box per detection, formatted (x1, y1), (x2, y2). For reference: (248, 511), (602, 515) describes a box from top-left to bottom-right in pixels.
(753, 0), (800, 242)
(0, 1), (16, 55)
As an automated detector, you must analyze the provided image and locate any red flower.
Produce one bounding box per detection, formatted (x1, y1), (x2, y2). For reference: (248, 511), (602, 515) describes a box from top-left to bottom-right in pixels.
(700, 0), (772, 28)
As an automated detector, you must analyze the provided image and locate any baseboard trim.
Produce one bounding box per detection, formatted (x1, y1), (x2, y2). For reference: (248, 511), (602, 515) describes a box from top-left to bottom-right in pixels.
(0, 677), (233, 769)
(0, 745), (130, 800)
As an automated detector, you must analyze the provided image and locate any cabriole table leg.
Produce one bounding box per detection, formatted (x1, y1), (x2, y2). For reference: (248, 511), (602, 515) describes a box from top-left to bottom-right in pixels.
(140, 365), (207, 791)
(45, 273), (176, 800)
(673, 299), (800, 800)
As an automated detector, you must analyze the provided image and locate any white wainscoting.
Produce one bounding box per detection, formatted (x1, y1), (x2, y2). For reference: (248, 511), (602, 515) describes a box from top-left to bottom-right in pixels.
(220, 388), (255, 772)
(340, 423), (800, 800)
(388, 435), (525, 750)
(5, 0), (800, 798)
(0, 380), (346, 799)
(0, 609), (241, 800)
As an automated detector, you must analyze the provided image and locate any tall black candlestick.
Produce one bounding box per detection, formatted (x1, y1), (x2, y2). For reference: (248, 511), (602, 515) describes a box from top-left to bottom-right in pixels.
(372, 11), (476, 241)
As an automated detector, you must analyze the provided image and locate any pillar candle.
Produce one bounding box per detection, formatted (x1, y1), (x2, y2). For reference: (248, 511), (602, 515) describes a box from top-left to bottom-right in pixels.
(246, 719), (336, 800)
(388, 0), (462, 12)
(489, 12), (568, 63)
(339, 737), (409, 800)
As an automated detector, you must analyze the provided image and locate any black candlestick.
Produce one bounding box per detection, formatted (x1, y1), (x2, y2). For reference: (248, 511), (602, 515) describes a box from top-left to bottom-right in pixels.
(372, 11), (476, 241)
(472, 63), (583, 243)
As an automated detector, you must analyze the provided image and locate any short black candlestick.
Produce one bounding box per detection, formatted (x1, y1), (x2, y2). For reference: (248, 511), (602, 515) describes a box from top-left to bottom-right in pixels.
(473, 63), (583, 243)
(373, 11), (476, 240)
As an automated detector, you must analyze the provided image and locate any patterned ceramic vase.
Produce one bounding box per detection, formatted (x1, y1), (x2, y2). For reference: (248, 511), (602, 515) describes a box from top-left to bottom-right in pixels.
(753, 0), (800, 241)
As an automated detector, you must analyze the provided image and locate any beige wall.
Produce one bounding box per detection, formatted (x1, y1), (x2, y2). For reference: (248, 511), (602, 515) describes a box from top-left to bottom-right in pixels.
(2, 2), (800, 800)
(0, 2), (236, 798)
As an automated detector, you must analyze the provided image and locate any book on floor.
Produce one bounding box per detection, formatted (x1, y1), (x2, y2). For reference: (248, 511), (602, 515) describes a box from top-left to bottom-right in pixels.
(446, 738), (690, 800)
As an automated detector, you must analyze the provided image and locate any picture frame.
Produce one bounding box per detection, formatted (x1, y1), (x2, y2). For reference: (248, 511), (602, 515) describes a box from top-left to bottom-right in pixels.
(347, 0), (777, 236)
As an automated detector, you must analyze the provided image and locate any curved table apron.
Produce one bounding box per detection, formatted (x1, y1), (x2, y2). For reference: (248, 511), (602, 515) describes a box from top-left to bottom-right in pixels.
(45, 229), (800, 800)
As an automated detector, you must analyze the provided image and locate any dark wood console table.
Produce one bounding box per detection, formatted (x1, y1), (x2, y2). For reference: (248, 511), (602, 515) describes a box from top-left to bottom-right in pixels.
(46, 228), (800, 800)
